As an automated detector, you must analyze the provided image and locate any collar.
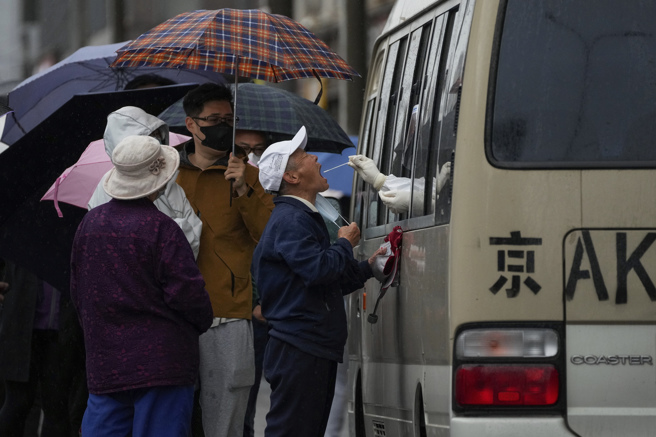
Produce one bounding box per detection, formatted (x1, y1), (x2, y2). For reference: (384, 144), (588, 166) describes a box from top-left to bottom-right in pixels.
(179, 140), (229, 169)
(281, 195), (318, 212)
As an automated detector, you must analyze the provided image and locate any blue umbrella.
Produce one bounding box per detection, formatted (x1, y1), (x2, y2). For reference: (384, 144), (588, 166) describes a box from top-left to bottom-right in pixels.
(2, 41), (226, 146)
(159, 82), (354, 154)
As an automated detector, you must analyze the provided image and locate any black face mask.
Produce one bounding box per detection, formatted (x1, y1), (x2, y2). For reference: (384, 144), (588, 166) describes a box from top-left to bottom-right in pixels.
(198, 122), (233, 152)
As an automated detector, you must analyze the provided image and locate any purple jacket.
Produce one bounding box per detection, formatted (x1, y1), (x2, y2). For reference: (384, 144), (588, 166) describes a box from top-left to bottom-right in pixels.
(70, 198), (213, 395)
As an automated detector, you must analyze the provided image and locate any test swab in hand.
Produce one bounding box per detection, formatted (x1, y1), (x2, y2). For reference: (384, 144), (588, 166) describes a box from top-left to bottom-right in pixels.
(322, 162), (350, 173)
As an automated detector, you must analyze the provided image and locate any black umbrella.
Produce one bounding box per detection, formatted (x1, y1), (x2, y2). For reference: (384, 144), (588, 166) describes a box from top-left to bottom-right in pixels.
(159, 83), (354, 153)
(0, 83), (197, 291)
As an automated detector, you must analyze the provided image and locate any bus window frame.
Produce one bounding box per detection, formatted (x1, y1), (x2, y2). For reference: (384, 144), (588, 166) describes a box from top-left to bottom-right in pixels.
(362, 2), (473, 240)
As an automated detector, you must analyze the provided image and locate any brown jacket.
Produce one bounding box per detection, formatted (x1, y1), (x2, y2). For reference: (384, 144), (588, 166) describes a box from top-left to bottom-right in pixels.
(176, 142), (274, 318)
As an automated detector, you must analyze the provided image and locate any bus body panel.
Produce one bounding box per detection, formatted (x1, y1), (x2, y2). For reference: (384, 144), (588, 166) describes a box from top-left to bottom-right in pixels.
(347, 0), (656, 435)
(566, 325), (656, 436)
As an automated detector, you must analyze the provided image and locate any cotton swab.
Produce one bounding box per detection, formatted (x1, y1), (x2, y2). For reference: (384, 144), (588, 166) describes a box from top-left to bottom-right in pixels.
(322, 162), (350, 173)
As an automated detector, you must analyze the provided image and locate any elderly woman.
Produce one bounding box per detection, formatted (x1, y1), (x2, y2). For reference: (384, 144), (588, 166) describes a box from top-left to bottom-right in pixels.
(71, 135), (213, 437)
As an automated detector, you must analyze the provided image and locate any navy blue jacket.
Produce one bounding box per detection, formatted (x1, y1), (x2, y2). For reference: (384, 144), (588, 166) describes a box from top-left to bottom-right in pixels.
(252, 197), (372, 362)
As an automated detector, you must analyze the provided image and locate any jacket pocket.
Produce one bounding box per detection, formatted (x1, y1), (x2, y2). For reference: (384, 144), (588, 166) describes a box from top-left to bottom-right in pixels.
(214, 240), (251, 280)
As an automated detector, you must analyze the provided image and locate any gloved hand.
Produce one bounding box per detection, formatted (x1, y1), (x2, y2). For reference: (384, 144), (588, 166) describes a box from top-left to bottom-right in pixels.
(379, 189), (414, 214)
(348, 155), (387, 190)
(436, 161), (451, 193)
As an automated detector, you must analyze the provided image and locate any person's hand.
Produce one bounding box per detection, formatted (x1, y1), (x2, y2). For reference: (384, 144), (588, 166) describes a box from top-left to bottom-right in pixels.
(226, 153), (248, 196)
(436, 161), (451, 193)
(252, 304), (266, 323)
(379, 189), (411, 214)
(367, 246), (388, 266)
(348, 155), (387, 190)
(338, 222), (361, 247)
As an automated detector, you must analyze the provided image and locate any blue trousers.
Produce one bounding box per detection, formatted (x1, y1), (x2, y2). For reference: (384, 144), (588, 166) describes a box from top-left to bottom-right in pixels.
(264, 337), (337, 437)
(81, 385), (194, 437)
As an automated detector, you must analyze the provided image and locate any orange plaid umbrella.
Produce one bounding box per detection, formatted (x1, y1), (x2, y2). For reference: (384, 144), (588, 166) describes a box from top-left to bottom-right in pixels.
(111, 8), (359, 203)
(110, 9), (359, 82)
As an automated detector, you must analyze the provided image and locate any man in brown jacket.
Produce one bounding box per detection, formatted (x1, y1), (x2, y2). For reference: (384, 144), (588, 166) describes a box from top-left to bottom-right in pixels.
(177, 83), (274, 437)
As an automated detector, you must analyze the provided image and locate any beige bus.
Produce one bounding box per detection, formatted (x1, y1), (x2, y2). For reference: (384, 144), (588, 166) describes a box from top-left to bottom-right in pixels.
(346, 0), (656, 436)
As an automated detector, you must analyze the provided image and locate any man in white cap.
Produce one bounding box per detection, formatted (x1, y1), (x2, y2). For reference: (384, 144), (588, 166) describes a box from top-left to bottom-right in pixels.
(70, 135), (214, 437)
(252, 126), (381, 437)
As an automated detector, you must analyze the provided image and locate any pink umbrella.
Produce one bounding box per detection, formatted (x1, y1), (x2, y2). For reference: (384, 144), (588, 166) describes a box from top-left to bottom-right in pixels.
(42, 132), (190, 217)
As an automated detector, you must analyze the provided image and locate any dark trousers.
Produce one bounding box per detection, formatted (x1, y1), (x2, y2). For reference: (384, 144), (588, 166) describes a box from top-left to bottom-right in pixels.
(0, 330), (87, 437)
(243, 317), (268, 437)
(263, 337), (337, 437)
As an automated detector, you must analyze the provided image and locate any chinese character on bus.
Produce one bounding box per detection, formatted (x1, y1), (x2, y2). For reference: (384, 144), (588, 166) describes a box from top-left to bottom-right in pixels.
(489, 231), (542, 298)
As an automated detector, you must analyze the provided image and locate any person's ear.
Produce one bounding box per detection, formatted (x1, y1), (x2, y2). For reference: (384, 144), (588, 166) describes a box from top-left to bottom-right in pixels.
(282, 170), (300, 186)
(185, 116), (197, 135)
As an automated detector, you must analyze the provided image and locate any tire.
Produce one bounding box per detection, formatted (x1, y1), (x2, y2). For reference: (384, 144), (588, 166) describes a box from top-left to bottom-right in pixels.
(414, 384), (427, 437)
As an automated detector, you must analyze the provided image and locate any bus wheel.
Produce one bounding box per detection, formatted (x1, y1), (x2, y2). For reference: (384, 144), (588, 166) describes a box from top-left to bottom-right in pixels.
(414, 384), (427, 437)
(355, 371), (366, 437)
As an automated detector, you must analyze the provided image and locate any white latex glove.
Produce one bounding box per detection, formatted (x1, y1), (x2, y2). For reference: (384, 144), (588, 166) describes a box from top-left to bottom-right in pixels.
(436, 161), (451, 193)
(348, 155), (387, 190)
(379, 189), (412, 214)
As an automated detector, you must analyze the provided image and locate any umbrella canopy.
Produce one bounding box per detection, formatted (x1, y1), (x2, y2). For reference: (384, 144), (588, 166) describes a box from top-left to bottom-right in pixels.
(110, 9), (360, 82)
(0, 84), (196, 291)
(159, 83), (354, 153)
(2, 41), (226, 145)
(110, 8), (359, 202)
(41, 132), (190, 216)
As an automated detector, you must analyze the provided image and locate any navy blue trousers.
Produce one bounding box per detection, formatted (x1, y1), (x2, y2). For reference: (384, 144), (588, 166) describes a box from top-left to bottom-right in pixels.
(243, 317), (268, 437)
(82, 385), (194, 437)
(263, 337), (337, 437)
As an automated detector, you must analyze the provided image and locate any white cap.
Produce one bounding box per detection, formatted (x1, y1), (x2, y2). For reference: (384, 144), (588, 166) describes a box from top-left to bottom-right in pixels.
(258, 126), (307, 192)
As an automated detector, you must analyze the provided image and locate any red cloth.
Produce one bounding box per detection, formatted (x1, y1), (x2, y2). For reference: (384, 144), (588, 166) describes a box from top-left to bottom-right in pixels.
(382, 226), (403, 277)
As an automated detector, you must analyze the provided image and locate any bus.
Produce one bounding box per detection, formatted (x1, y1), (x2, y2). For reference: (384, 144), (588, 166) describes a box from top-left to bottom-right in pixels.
(346, 0), (656, 436)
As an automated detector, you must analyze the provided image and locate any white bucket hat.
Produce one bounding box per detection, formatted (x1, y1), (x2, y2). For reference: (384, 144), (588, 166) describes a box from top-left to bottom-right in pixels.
(103, 135), (180, 200)
(258, 126), (307, 192)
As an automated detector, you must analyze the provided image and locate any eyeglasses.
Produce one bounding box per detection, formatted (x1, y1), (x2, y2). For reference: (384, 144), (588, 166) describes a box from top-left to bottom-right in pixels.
(241, 146), (268, 155)
(192, 114), (239, 127)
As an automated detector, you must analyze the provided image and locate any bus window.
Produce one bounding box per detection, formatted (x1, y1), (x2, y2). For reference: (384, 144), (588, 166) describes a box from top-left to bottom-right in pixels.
(356, 99), (376, 228)
(384, 25), (428, 223)
(355, 51), (383, 230)
(410, 10), (457, 221)
(366, 38), (406, 229)
(359, 6), (471, 234)
(490, 0), (656, 167)
(429, 7), (466, 224)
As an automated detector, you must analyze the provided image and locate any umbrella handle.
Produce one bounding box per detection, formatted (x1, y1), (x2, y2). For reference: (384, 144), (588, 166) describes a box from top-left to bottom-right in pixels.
(230, 55), (240, 208)
(53, 178), (64, 218)
(312, 69), (323, 105)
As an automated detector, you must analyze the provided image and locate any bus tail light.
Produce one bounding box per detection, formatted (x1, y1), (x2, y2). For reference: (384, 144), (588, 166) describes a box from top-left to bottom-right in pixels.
(456, 328), (558, 358)
(455, 364), (559, 406)
(453, 325), (563, 413)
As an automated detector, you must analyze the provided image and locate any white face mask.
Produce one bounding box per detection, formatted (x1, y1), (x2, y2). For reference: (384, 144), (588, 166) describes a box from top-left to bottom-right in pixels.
(248, 152), (261, 166)
(315, 194), (348, 227)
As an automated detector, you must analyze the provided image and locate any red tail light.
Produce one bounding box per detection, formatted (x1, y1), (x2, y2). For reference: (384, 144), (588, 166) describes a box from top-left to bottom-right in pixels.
(455, 364), (559, 406)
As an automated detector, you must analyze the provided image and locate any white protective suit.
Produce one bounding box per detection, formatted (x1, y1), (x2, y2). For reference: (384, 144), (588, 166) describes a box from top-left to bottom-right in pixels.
(88, 106), (202, 259)
(348, 155), (451, 215)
